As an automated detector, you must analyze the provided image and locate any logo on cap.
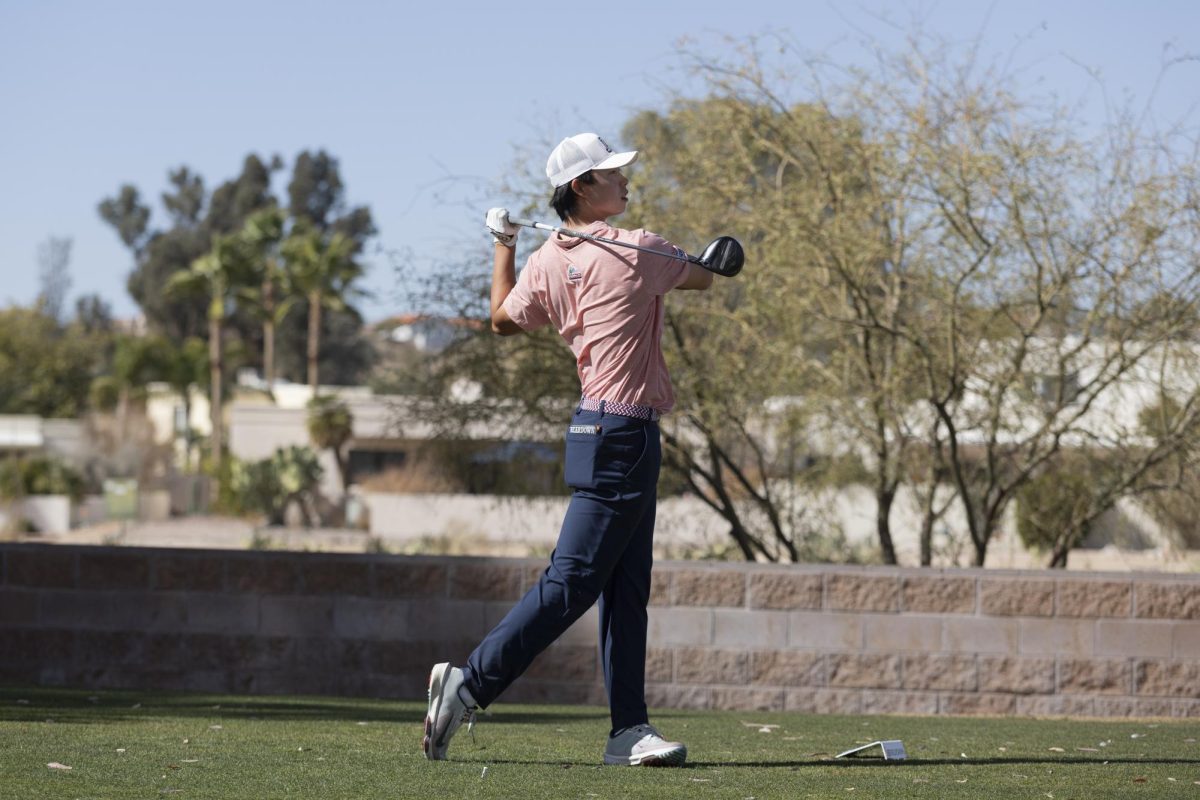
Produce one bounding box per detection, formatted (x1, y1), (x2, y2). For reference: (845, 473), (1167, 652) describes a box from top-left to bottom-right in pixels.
(546, 133), (638, 187)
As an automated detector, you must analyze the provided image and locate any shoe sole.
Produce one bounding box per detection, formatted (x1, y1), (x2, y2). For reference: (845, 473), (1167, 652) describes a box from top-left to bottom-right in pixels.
(423, 662), (451, 760)
(604, 745), (688, 767)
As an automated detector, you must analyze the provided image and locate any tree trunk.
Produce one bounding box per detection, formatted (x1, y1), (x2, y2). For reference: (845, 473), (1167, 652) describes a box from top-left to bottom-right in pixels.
(264, 320), (275, 389)
(263, 278), (275, 388)
(972, 532), (987, 566)
(918, 485), (936, 566)
(182, 392), (193, 474)
(209, 315), (223, 472)
(1048, 522), (1088, 568)
(334, 448), (349, 493)
(919, 522), (933, 566)
(307, 291), (321, 394)
(876, 483), (898, 565)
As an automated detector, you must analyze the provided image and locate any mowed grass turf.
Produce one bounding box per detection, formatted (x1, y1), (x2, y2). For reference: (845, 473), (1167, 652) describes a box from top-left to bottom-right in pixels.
(2, 686), (1200, 799)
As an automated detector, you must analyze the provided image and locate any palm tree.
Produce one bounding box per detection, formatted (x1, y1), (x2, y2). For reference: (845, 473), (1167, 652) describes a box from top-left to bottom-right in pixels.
(92, 333), (171, 438)
(307, 394), (354, 496)
(281, 226), (362, 394)
(160, 336), (208, 473)
(236, 208), (293, 389)
(165, 232), (251, 473)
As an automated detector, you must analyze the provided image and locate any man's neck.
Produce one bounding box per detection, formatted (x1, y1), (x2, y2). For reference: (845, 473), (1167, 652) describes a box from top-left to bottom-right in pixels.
(565, 212), (606, 229)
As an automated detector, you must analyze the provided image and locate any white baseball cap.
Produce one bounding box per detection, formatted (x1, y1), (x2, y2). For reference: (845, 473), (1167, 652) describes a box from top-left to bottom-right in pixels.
(546, 133), (638, 188)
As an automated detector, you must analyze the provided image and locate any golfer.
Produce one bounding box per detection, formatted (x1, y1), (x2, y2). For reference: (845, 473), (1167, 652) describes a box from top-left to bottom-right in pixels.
(423, 132), (717, 766)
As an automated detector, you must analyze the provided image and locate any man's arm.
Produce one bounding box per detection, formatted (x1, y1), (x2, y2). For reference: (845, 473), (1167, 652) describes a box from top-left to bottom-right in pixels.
(675, 262), (714, 291)
(490, 241), (523, 336)
(485, 207), (525, 335)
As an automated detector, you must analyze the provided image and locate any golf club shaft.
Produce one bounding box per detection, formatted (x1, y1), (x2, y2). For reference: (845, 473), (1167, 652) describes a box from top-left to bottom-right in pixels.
(507, 217), (700, 266)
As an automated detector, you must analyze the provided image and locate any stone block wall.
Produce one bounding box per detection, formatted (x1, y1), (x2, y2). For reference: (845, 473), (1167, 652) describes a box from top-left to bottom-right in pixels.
(2, 543), (1200, 718)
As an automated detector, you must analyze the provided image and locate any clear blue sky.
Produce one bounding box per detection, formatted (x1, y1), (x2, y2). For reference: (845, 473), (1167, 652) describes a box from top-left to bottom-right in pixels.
(2, 0), (1196, 322)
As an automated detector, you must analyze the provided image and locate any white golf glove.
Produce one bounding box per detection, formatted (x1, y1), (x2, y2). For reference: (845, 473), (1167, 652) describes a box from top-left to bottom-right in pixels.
(486, 207), (518, 248)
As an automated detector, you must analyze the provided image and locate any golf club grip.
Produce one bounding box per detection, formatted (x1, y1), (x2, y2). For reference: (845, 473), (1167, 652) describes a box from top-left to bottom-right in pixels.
(507, 217), (559, 234)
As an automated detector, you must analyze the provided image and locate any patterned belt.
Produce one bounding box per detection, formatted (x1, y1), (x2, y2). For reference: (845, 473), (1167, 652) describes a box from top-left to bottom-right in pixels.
(580, 397), (660, 421)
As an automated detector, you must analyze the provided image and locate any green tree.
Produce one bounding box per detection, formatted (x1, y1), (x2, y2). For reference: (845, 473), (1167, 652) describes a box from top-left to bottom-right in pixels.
(231, 445), (324, 526)
(1016, 460), (1101, 563)
(282, 226), (363, 392)
(100, 155), (277, 342)
(234, 208), (292, 387)
(287, 150), (376, 244)
(160, 336), (209, 473)
(414, 33), (1200, 567)
(97, 185), (151, 253)
(0, 456), (85, 501)
(202, 154), (278, 240)
(165, 232), (254, 472)
(73, 294), (115, 336)
(91, 334), (172, 434)
(273, 150), (377, 386)
(101, 152), (375, 386)
(1133, 395), (1200, 550)
(0, 306), (107, 417)
(161, 166), (205, 227)
(660, 34), (1200, 567)
(289, 150), (345, 230)
(307, 394), (354, 515)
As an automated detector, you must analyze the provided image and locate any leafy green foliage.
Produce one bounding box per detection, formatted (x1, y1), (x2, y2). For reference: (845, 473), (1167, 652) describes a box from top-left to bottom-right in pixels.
(1016, 466), (1096, 553)
(127, 227), (210, 340)
(99, 150), (375, 385)
(1137, 396), (1200, 547)
(307, 395), (353, 451)
(0, 305), (113, 417)
(0, 456), (85, 500)
(229, 446), (324, 525)
(288, 150), (344, 229)
(282, 225), (369, 389)
(307, 394), (353, 493)
(97, 185), (150, 251)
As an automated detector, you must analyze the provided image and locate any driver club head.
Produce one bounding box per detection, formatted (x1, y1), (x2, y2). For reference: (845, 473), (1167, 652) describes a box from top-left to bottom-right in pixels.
(698, 236), (744, 277)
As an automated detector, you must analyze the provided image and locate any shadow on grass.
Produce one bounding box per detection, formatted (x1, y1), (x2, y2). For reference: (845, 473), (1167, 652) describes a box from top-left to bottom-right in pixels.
(480, 711), (609, 725)
(690, 757), (1200, 768)
(0, 686), (607, 727)
(462, 756), (1200, 769)
(1, 686), (404, 724)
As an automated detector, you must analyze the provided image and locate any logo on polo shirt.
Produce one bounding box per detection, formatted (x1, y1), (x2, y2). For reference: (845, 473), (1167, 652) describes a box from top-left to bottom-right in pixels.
(567, 264), (582, 285)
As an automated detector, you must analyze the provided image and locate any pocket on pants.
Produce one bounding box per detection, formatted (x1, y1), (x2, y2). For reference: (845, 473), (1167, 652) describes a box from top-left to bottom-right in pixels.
(564, 425), (601, 488)
(564, 423), (647, 489)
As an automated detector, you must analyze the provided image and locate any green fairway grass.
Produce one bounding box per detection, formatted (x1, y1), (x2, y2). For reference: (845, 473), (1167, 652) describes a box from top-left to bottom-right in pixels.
(2, 686), (1199, 799)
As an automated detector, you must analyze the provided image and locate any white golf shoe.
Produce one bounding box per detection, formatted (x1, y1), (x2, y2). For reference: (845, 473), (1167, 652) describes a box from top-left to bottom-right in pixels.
(603, 723), (688, 766)
(422, 662), (477, 760)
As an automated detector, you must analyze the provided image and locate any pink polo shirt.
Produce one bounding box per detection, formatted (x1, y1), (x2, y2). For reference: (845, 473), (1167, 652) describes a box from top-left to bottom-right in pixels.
(502, 221), (691, 413)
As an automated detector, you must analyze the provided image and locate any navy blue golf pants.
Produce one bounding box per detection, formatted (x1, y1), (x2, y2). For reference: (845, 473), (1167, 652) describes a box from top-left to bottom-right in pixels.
(461, 404), (661, 734)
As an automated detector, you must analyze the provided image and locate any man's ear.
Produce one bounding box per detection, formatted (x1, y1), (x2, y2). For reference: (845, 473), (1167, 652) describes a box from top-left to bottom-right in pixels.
(569, 176), (589, 199)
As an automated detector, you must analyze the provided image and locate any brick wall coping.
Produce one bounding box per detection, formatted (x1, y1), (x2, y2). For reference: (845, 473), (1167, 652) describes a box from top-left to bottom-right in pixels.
(3, 541), (1199, 584)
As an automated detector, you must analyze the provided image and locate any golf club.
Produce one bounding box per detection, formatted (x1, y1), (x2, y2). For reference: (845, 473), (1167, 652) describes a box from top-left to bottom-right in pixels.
(507, 216), (744, 278)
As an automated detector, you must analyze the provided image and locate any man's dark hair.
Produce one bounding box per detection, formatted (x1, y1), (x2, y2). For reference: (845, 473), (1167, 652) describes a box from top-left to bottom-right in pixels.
(550, 171), (595, 221)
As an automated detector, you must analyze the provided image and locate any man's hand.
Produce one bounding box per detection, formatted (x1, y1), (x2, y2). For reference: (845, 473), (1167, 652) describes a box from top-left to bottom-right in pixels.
(486, 207), (518, 248)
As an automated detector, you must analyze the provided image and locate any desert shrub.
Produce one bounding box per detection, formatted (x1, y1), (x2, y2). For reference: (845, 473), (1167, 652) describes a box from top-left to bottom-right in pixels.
(229, 446), (324, 525)
(1016, 467), (1095, 553)
(0, 456), (85, 501)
